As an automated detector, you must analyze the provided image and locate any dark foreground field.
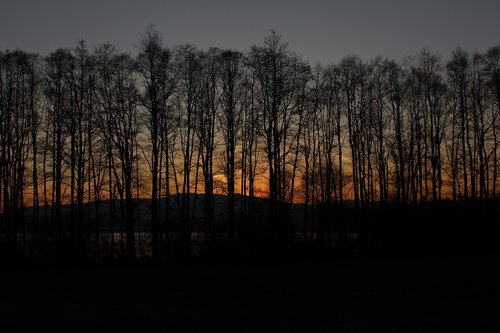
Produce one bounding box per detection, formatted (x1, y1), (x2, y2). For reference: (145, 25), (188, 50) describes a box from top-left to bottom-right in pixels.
(1, 255), (498, 332)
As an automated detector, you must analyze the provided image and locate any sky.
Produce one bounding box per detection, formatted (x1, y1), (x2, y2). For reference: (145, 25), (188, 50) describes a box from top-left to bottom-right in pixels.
(0, 0), (499, 64)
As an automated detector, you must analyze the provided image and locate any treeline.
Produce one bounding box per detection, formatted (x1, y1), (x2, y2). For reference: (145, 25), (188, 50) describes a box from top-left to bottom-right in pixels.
(0, 28), (499, 260)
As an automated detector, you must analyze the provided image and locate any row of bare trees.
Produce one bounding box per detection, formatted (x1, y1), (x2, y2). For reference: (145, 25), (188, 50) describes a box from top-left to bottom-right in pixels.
(0, 29), (499, 259)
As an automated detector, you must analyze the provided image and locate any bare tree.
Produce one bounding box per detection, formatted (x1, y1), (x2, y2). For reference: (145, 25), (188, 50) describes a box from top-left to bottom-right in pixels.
(196, 48), (220, 250)
(248, 31), (310, 243)
(96, 47), (140, 259)
(137, 26), (175, 259)
(447, 48), (471, 199)
(485, 46), (500, 198)
(44, 49), (74, 253)
(218, 49), (245, 248)
(174, 45), (203, 255)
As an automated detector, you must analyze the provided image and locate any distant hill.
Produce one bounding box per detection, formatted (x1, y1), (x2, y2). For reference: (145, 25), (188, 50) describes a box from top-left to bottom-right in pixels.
(13, 193), (312, 232)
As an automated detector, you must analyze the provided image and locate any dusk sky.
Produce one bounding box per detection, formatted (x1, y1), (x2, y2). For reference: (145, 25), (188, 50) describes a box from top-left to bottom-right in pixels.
(1, 0), (499, 64)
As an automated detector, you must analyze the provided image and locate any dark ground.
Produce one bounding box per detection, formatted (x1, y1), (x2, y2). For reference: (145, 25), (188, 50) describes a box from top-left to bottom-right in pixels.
(0, 255), (498, 332)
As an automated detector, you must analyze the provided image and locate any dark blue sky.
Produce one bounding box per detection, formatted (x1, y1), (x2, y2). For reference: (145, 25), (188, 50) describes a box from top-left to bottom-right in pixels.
(1, 0), (499, 63)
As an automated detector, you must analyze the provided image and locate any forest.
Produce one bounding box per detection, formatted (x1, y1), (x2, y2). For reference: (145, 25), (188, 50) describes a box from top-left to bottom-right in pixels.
(0, 28), (499, 261)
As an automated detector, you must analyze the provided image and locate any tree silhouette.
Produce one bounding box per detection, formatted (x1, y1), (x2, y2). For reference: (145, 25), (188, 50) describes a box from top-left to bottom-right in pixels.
(0, 31), (498, 260)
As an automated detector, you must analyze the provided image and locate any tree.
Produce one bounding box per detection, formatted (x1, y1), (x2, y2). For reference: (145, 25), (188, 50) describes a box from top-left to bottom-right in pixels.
(44, 49), (74, 253)
(485, 46), (500, 198)
(137, 26), (175, 260)
(248, 31), (310, 244)
(196, 48), (220, 250)
(96, 47), (140, 260)
(174, 44), (203, 255)
(218, 49), (245, 248)
(447, 48), (471, 199)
